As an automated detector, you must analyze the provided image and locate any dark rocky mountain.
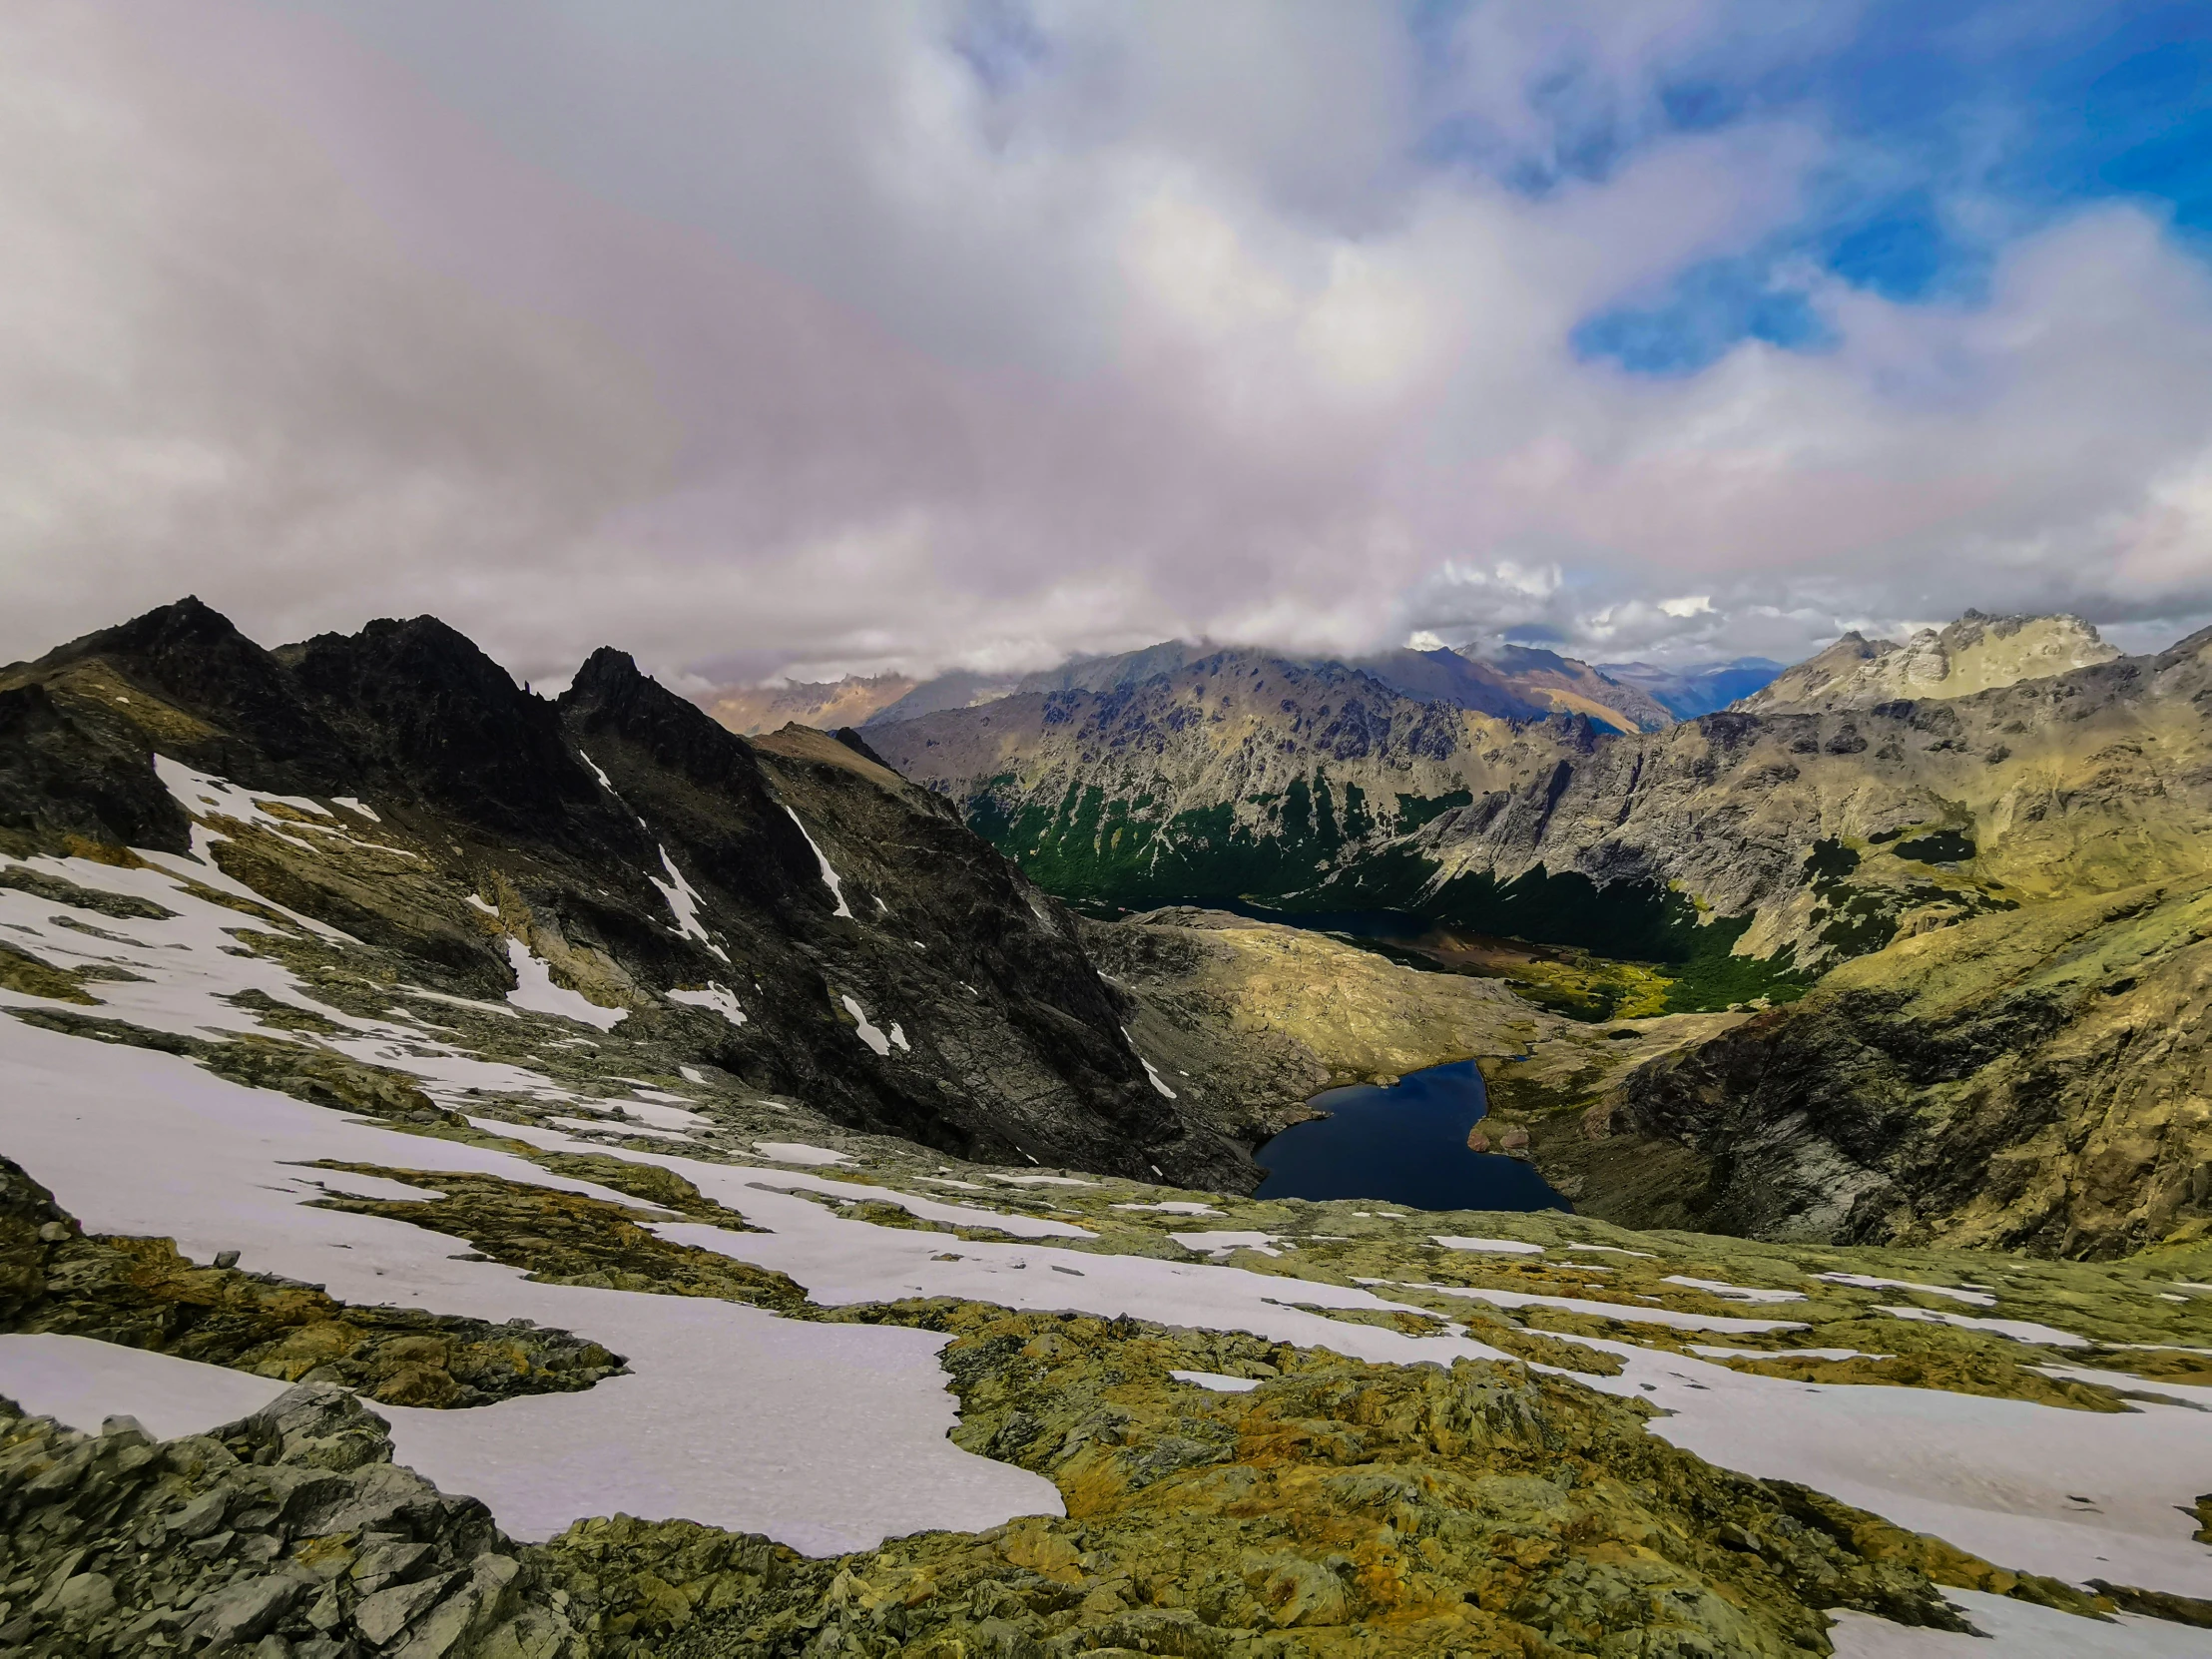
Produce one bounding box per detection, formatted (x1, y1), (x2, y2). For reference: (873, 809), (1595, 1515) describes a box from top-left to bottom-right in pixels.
(0, 599), (1246, 1188)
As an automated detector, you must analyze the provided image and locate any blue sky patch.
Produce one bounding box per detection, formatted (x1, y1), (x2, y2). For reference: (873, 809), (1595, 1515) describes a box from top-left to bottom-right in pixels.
(1458, 0), (2212, 375)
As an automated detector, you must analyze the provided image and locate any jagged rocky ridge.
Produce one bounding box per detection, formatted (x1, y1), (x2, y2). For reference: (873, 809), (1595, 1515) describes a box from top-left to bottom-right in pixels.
(703, 636), (1706, 742)
(1745, 612), (2120, 713)
(0, 599), (1245, 1189)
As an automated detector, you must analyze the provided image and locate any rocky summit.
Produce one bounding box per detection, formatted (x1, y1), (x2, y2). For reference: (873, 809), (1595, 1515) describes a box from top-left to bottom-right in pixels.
(1, 602), (2210, 1658)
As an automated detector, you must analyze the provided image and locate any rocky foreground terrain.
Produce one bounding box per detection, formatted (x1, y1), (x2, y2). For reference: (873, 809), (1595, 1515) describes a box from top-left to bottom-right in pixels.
(0, 601), (2208, 1655)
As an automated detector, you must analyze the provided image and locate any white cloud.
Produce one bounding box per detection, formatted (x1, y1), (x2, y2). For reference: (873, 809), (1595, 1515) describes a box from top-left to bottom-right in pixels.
(0, 2), (2206, 686)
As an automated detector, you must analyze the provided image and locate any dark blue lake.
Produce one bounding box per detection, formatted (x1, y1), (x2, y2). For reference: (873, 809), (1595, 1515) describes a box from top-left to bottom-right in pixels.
(1254, 1059), (1572, 1213)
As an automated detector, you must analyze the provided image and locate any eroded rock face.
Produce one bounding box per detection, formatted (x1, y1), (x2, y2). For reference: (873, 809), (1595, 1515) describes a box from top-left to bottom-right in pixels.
(1606, 880), (2212, 1256)
(1744, 612), (2121, 713)
(0, 1383), (582, 1658)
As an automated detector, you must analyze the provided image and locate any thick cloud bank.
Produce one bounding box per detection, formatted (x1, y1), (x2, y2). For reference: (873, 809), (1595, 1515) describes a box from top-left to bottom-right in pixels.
(2, 2), (2207, 684)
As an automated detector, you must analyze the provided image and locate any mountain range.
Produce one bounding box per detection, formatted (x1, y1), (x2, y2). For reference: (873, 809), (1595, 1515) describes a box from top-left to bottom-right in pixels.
(1, 599), (2209, 1655)
(854, 609), (2212, 1259)
(705, 638), (1777, 739)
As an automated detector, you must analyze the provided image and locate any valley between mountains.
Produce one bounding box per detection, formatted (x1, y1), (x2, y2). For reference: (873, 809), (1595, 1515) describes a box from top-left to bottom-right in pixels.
(0, 600), (2207, 1657)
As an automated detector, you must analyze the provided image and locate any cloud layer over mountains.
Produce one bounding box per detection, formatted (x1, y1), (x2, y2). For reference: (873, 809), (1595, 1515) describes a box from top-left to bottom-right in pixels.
(4, 2), (2210, 687)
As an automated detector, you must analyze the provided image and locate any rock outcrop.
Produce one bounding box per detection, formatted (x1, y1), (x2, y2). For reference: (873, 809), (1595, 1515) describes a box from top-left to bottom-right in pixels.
(1745, 611), (2120, 712)
(0, 1383), (583, 1657)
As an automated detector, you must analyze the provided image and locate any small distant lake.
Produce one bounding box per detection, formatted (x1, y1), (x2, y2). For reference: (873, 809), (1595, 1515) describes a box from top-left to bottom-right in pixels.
(1254, 1059), (1572, 1214)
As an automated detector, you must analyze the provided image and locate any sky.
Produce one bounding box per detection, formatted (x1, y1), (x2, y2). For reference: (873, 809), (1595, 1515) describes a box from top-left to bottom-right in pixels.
(4, 1), (2210, 690)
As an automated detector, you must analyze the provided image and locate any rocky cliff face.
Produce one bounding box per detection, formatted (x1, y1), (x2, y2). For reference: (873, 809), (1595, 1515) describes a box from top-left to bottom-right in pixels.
(1410, 622), (2212, 967)
(1598, 877), (2212, 1259)
(0, 599), (1245, 1189)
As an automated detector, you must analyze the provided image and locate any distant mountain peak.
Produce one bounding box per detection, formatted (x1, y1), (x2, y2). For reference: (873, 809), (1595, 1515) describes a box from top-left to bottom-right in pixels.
(1748, 611), (2116, 711)
(1593, 657), (1787, 720)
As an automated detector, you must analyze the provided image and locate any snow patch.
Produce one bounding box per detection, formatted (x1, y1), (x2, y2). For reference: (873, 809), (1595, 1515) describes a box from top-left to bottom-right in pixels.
(331, 797), (380, 822)
(1818, 1273), (1999, 1308)
(649, 845), (729, 961)
(577, 750), (618, 794)
(1664, 1275), (1808, 1304)
(548, 1115), (693, 1145)
(753, 1141), (854, 1167)
(398, 984), (517, 1019)
(1375, 1279), (1810, 1336)
(840, 994), (894, 1056)
(668, 982), (747, 1028)
(157, 754), (331, 824)
(464, 894), (499, 916)
(0, 1336), (288, 1442)
(1879, 1306), (2089, 1348)
(154, 755), (409, 869)
(297, 1170), (446, 1204)
(0, 1020), (1058, 1553)
(1172, 1232), (1285, 1259)
(1170, 1371), (1262, 1393)
(1432, 1236), (1544, 1256)
(784, 806), (852, 917)
(504, 938), (628, 1031)
(1830, 1588), (2209, 1658)
(1114, 1201), (1221, 1216)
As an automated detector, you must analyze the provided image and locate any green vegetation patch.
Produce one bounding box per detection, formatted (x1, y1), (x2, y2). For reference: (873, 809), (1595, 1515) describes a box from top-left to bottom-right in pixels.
(970, 778), (1813, 1012)
(964, 773), (1466, 907)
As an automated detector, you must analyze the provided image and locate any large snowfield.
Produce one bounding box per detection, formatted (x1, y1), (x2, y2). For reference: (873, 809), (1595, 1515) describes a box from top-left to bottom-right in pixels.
(2, 779), (2209, 1652)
